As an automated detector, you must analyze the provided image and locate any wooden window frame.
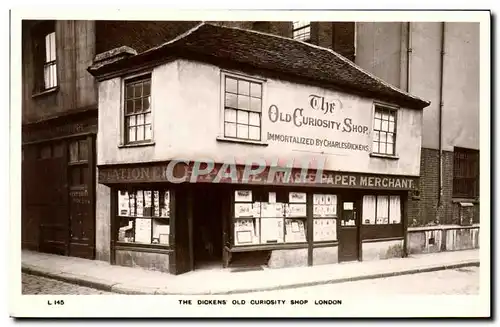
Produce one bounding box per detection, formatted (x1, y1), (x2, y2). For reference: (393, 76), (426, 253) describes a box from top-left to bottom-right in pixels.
(453, 147), (479, 198)
(32, 20), (58, 94)
(221, 72), (264, 142)
(372, 104), (398, 156)
(361, 194), (402, 226)
(122, 73), (153, 145)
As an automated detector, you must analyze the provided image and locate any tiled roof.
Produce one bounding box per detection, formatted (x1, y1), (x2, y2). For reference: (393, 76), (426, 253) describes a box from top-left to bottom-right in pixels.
(88, 22), (430, 109)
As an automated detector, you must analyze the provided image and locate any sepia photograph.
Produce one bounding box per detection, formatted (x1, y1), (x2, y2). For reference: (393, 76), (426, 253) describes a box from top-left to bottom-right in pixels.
(8, 5), (491, 319)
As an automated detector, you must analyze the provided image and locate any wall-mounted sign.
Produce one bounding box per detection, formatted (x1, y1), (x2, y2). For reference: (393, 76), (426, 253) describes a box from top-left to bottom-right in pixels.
(98, 161), (418, 191)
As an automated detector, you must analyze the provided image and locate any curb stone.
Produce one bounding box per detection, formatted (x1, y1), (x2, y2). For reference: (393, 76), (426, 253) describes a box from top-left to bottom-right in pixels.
(22, 260), (479, 295)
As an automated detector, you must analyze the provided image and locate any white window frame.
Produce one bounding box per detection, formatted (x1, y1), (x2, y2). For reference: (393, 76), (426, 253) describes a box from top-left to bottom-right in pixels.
(219, 70), (267, 143)
(120, 71), (154, 146)
(292, 21), (311, 42)
(371, 102), (399, 157)
(43, 31), (57, 89)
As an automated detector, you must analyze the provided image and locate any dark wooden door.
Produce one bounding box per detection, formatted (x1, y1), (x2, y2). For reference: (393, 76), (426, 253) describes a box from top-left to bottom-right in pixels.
(35, 143), (69, 256)
(67, 137), (95, 259)
(170, 187), (193, 275)
(338, 195), (361, 262)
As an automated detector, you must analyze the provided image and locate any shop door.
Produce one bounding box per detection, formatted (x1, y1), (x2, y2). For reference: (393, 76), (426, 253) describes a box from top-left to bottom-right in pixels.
(338, 196), (360, 262)
(67, 137), (95, 259)
(171, 187), (194, 275)
(36, 143), (69, 256)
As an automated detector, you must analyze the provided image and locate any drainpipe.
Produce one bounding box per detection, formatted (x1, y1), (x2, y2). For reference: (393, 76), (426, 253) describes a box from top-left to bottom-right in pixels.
(406, 22), (412, 93)
(438, 22), (446, 210)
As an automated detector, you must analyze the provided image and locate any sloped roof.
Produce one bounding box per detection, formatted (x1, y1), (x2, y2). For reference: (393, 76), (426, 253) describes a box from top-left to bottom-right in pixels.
(88, 22), (430, 109)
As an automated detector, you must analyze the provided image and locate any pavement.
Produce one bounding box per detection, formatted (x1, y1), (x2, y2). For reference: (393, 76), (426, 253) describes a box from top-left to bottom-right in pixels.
(21, 249), (479, 295)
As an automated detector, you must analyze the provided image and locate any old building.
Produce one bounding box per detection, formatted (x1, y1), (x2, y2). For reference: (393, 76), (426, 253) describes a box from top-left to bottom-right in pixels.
(88, 23), (429, 274)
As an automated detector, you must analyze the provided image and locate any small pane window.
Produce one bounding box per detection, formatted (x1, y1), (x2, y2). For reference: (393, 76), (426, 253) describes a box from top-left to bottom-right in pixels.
(124, 75), (153, 144)
(223, 74), (263, 141)
(373, 106), (397, 155)
(292, 21), (311, 41)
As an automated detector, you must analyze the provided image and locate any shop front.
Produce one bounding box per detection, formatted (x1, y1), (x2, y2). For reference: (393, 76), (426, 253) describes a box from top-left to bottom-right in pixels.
(98, 161), (417, 274)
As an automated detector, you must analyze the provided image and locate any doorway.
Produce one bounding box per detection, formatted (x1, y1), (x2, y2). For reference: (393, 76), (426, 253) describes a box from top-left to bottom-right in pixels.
(338, 194), (361, 262)
(192, 185), (224, 269)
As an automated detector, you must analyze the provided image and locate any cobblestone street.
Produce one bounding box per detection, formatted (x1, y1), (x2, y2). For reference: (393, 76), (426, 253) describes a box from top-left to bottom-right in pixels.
(22, 274), (113, 295)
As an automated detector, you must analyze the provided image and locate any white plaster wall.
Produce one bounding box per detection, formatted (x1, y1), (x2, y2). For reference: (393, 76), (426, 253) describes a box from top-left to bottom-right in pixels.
(97, 59), (423, 176)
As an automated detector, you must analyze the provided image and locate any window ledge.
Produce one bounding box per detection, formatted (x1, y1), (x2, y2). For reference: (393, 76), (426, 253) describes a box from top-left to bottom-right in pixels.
(369, 153), (400, 160)
(216, 136), (269, 147)
(452, 198), (479, 204)
(32, 86), (59, 98)
(118, 141), (155, 149)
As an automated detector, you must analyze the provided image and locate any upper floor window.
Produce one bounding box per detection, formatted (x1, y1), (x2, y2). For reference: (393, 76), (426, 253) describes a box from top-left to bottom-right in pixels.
(292, 21), (311, 42)
(223, 74), (262, 141)
(124, 75), (152, 144)
(32, 21), (57, 92)
(453, 148), (479, 198)
(372, 105), (397, 155)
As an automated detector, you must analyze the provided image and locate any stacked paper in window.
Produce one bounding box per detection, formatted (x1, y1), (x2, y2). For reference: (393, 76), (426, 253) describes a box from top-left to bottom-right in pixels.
(134, 218), (151, 243)
(261, 203), (283, 243)
(118, 191), (130, 216)
(285, 219), (306, 242)
(313, 218), (337, 241)
(234, 219), (256, 245)
(144, 190), (152, 216)
(136, 190), (144, 217)
(128, 192), (137, 217)
(161, 191), (170, 217)
(153, 191), (160, 217)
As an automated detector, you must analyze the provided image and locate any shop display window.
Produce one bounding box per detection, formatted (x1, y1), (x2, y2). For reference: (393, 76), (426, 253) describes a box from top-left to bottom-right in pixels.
(313, 194), (338, 242)
(117, 189), (170, 246)
(233, 190), (307, 246)
(362, 195), (401, 225)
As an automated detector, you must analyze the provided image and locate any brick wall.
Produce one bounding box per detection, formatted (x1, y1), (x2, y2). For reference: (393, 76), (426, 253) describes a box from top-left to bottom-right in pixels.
(414, 148), (455, 226)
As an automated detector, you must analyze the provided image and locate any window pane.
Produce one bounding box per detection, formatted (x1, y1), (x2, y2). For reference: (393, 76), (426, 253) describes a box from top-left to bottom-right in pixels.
(225, 108), (237, 123)
(225, 122), (236, 137)
(376, 196), (389, 224)
(373, 131), (380, 142)
(381, 120), (389, 131)
(128, 127), (137, 142)
(372, 142), (379, 153)
(225, 93), (237, 108)
(142, 97), (150, 111)
(380, 132), (387, 143)
(144, 113), (152, 124)
(238, 80), (250, 95)
(389, 122), (395, 132)
(81, 166), (89, 185)
(237, 124), (249, 139)
(387, 143), (394, 155)
(389, 112), (395, 122)
(250, 83), (262, 98)
(134, 99), (142, 112)
(127, 115), (136, 128)
(237, 95), (250, 110)
(143, 81), (151, 96)
(375, 111), (382, 119)
(78, 140), (88, 161)
(387, 133), (394, 144)
(249, 126), (260, 140)
(226, 77), (238, 93)
(145, 124), (152, 140)
(374, 118), (382, 131)
(51, 64), (58, 87)
(382, 112), (389, 121)
(250, 97), (261, 112)
(379, 143), (387, 154)
(137, 125), (145, 141)
(249, 112), (260, 126)
(69, 141), (78, 162)
(389, 196), (401, 224)
(137, 114), (144, 125)
(126, 85), (134, 99)
(133, 84), (142, 98)
(362, 195), (376, 224)
(126, 100), (134, 114)
(237, 110), (249, 124)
